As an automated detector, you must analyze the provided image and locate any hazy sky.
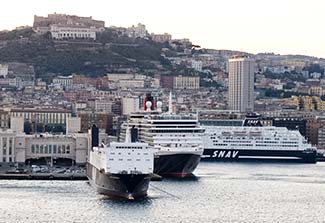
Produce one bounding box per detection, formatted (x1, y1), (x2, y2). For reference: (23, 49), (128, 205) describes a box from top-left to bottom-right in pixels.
(1, 0), (325, 58)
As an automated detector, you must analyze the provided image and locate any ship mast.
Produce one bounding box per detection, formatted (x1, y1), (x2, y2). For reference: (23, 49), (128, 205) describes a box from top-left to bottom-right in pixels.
(168, 91), (173, 114)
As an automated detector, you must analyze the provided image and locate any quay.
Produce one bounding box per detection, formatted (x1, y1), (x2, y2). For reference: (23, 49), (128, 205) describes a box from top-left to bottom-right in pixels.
(0, 173), (87, 180)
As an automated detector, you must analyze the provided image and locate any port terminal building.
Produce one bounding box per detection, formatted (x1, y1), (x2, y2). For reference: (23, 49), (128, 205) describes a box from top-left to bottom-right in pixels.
(0, 117), (90, 166)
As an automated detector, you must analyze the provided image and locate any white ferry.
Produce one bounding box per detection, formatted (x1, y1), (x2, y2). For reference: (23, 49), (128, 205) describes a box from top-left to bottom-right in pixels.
(202, 123), (317, 163)
(87, 127), (154, 199)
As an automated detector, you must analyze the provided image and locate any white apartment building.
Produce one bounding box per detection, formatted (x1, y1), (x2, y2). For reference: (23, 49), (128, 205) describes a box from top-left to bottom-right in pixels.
(228, 56), (255, 112)
(122, 97), (140, 115)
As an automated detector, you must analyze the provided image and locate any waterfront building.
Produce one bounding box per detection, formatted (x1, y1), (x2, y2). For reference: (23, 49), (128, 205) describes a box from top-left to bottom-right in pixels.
(66, 117), (81, 134)
(228, 55), (255, 112)
(317, 118), (325, 149)
(10, 117), (24, 133)
(273, 117), (307, 138)
(0, 110), (10, 129)
(0, 130), (16, 163)
(11, 108), (72, 125)
(0, 117), (90, 164)
(15, 133), (90, 164)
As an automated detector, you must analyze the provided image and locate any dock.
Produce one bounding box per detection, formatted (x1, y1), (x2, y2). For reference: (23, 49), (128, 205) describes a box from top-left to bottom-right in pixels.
(0, 173), (87, 181)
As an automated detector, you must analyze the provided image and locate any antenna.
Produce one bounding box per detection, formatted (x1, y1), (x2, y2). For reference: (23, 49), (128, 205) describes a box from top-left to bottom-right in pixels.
(125, 126), (131, 143)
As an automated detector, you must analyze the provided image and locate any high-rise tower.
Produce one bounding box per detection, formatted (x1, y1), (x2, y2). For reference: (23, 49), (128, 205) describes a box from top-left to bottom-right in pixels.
(228, 55), (255, 112)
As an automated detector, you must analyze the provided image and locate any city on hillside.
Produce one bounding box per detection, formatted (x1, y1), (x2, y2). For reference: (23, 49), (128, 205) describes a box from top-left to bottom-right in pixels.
(0, 13), (325, 170)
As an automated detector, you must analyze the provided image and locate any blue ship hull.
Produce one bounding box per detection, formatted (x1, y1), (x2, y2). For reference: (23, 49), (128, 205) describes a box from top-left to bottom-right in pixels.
(202, 149), (317, 163)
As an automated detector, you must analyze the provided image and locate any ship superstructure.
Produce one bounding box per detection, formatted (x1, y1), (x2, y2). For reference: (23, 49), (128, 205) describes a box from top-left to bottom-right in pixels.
(120, 95), (204, 177)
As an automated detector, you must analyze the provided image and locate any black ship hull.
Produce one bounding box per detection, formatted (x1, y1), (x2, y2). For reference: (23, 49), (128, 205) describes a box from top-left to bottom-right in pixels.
(202, 149), (317, 163)
(154, 153), (201, 177)
(86, 163), (151, 199)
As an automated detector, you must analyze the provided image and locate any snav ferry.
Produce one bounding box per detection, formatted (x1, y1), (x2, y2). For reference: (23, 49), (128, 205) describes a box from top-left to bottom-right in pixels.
(120, 94), (204, 177)
(87, 126), (154, 199)
(202, 118), (317, 163)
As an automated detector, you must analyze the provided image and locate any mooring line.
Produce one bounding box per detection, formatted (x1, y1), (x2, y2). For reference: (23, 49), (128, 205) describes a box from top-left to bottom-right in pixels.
(150, 184), (181, 199)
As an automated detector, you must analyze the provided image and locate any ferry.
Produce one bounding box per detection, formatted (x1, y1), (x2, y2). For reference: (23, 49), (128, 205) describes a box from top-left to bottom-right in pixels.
(87, 126), (154, 199)
(202, 118), (317, 163)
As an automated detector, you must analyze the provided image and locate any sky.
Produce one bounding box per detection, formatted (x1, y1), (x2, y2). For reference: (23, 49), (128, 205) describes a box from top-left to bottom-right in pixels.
(1, 0), (325, 58)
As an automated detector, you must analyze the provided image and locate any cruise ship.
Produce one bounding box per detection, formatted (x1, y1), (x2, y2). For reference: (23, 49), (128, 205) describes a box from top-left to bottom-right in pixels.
(87, 126), (154, 199)
(120, 94), (204, 177)
(201, 118), (317, 163)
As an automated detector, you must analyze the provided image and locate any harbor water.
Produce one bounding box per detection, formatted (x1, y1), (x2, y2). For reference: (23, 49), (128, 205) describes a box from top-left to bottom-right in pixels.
(1, 162), (325, 223)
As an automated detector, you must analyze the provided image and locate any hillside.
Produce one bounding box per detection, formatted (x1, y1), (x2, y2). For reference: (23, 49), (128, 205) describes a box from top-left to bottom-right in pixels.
(0, 28), (169, 79)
